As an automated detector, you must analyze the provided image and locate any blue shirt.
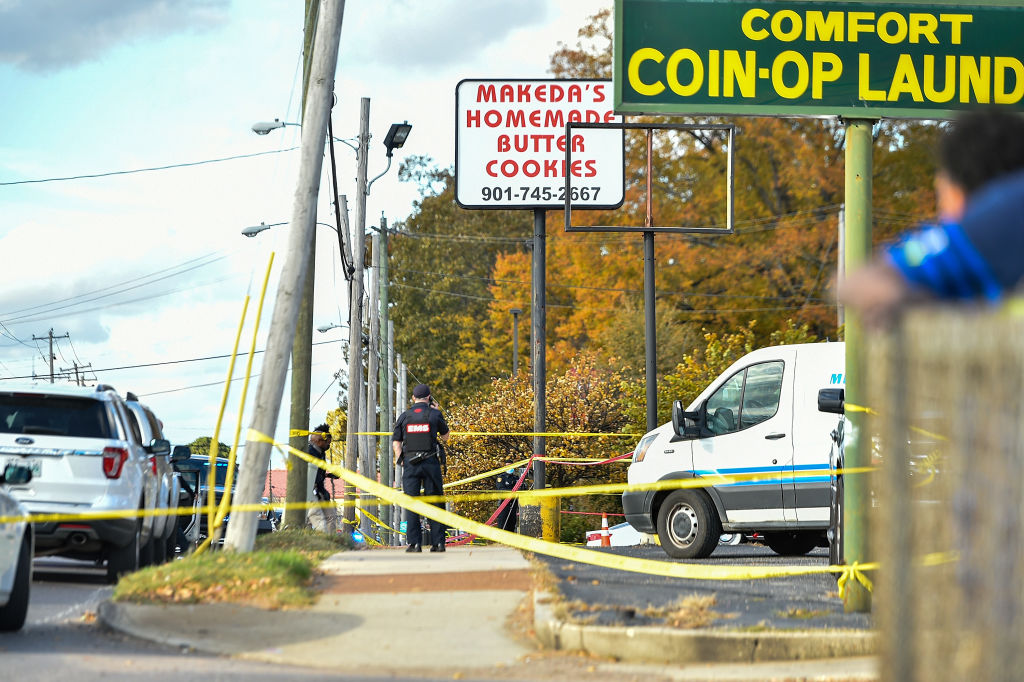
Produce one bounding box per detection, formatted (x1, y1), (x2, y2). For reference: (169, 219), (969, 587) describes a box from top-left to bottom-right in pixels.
(885, 169), (1024, 301)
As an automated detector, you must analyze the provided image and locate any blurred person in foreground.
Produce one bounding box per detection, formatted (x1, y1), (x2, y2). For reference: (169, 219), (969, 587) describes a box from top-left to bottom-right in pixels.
(840, 109), (1024, 326)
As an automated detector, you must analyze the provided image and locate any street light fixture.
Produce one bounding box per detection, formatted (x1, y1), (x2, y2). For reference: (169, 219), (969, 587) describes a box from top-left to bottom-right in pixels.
(251, 118), (299, 135)
(241, 221), (338, 238)
(382, 122), (412, 157)
(316, 322), (347, 333)
(367, 121), (412, 195)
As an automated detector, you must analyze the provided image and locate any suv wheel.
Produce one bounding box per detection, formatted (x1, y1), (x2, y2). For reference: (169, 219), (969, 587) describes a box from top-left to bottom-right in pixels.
(0, 531), (32, 631)
(107, 522), (140, 582)
(656, 490), (721, 559)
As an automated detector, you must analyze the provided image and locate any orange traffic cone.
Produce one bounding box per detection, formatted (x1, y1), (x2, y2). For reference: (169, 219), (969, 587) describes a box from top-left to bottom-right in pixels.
(600, 513), (611, 547)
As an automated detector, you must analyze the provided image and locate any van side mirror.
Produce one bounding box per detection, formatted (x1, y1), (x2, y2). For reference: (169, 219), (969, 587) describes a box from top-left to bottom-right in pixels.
(171, 445), (191, 462)
(671, 399), (703, 439)
(817, 388), (845, 414)
(1, 463), (33, 486)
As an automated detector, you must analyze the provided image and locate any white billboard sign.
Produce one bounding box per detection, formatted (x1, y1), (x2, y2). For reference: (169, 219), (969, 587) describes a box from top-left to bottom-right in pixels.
(455, 79), (624, 210)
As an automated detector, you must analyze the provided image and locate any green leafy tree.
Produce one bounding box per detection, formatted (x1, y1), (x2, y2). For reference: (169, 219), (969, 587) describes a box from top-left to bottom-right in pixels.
(188, 437), (229, 458)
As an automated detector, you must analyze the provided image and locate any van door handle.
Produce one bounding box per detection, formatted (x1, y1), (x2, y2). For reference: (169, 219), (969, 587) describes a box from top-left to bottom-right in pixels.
(765, 433), (786, 440)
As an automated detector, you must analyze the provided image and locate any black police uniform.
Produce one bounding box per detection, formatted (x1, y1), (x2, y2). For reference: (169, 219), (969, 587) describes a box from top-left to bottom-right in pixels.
(393, 400), (449, 551)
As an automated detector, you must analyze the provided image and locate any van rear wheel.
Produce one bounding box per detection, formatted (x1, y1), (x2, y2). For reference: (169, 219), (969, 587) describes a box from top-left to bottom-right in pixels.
(764, 531), (819, 556)
(656, 490), (720, 559)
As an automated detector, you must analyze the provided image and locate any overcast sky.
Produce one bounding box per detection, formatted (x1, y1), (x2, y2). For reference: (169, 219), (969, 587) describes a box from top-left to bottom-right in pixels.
(0, 0), (606, 469)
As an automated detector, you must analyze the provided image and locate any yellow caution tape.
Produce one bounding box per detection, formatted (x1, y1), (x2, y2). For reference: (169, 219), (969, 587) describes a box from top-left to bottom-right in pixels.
(443, 458), (533, 489)
(292, 429), (637, 439)
(836, 561), (876, 599)
(355, 507), (400, 536)
(0, 465), (878, 526)
(289, 429), (331, 438)
(844, 402), (880, 416)
(249, 429), (865, 582)
(844, 403), (948, 442)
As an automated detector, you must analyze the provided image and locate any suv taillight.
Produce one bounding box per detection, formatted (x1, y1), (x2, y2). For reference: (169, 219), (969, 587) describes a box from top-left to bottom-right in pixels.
(148, 455), (158, 475)
(102, 447), (129, 479)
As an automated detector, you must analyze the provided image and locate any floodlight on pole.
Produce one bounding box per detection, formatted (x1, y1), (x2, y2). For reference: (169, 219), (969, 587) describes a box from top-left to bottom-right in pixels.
(367, 122), (412, 194)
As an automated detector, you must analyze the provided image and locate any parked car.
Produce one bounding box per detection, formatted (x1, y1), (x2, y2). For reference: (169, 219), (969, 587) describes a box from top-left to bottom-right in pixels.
(123, 393), (181, 565)
(170, 445), (201, 554)
(817, 387), (946, 567)
(0, 383), (166, 582)
(623, 342), (844, 559)
(0, 463), (34, 631)
(175, 453), (276, 543)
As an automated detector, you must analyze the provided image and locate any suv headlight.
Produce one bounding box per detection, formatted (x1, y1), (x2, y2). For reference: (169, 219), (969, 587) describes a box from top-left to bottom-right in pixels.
(633, 434), (657, 463)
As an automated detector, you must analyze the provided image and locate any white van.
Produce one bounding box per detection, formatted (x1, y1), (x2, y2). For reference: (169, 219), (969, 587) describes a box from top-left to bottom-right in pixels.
(622, 342), (845, 558)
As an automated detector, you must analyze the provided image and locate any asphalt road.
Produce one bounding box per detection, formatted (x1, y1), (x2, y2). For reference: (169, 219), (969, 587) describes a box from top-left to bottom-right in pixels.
(536, 541), (874, 631)
(0, 559), (409, 682)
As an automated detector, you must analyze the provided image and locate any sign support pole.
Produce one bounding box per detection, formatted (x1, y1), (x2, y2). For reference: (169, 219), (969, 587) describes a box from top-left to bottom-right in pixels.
(843, 118), (875, 613)
(530, 208), (556, 541)
(643, 128), (658, 432)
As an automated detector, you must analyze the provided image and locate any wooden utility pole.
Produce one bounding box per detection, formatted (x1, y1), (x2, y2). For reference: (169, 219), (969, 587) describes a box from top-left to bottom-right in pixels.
(343, 97), (370, 535)
(32, 329), (69, 383)
(282, 0), (321, 531)
(224, 0), (346, 553)
(59, 361), (91, 386)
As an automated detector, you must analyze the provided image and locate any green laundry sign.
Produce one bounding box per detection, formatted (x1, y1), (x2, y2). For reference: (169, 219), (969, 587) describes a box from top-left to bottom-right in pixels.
(615, 0), (1024, 118)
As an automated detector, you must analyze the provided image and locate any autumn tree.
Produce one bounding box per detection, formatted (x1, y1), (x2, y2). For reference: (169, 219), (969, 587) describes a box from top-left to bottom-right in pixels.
(444, 354), (630, 538)
(388, 156), (532, 403)
(389, 8), (941, 405)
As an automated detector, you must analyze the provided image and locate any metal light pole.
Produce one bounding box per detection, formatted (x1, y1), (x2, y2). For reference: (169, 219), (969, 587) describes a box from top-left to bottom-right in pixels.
(510, 308), (522, 376)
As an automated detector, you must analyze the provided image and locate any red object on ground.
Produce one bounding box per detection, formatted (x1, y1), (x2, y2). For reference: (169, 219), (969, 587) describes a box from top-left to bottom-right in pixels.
(600, 513), (611, 547)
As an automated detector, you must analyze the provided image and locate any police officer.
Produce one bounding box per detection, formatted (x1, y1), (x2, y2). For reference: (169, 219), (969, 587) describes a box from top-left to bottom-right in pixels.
(392, 384), (449, 553)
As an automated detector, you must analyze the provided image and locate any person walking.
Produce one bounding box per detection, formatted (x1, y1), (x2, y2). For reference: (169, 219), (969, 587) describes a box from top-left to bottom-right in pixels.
(392, 384), (450, 553)
(306, 423), (338, 534)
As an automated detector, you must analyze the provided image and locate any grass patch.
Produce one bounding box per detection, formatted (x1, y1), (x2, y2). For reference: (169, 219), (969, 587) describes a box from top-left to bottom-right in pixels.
(640, 594), (722, 629)
(113, 529), (350, 609)
(255, 528), (354, 558)
(777, 607), (832, 620)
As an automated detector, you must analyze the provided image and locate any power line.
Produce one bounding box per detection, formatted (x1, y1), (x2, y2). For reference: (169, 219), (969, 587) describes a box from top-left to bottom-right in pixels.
(0, 148), (299, 187)
(2, 274), (240, 328)
(391, 281), (831, 315)
(391, 265), (825, 302)
(0, 251), (227, 319)
(0, 339), (342, 382)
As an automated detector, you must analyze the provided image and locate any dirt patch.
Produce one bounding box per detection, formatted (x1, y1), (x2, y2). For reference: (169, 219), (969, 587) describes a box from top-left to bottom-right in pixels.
(318, 569), (533, 594)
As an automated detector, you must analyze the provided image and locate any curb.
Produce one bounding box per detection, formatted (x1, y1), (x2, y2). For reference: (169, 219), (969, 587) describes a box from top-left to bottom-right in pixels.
(532, 591), (877, 664)
(97, 601), (203, 653)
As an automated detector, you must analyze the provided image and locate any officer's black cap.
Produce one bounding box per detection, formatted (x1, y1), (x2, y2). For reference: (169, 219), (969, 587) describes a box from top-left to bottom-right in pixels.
(412, 384), (430, 398)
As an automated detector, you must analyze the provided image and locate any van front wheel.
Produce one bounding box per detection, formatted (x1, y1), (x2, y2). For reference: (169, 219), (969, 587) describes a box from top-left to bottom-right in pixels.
(657, 490), (721, 559)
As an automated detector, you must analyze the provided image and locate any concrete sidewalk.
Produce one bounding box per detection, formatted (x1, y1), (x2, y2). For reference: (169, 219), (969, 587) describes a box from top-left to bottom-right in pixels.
(98, 545), (879, 680)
